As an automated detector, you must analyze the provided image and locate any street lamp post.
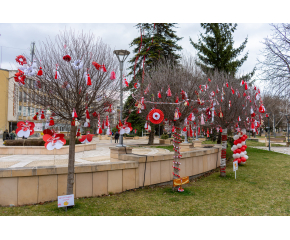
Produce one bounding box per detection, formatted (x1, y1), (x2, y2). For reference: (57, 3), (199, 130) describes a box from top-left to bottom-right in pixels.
(266, 113), (271, 151)
(286, 114), (290, 146)
(113, 50), (130, 147)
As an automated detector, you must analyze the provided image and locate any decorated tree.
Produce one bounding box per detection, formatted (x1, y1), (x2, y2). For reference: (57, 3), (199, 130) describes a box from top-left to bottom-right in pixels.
(206, 71), (263, 176)
(13, 30), (119, 195)
(132, 56), (207, 189)
(125, 23), (183, 144)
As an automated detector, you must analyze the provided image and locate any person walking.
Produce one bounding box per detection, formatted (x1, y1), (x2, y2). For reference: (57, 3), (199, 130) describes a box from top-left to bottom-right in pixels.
(114, 132), (120, 143)
(2, 129), (9, 141)
(10, 130), (16, 140)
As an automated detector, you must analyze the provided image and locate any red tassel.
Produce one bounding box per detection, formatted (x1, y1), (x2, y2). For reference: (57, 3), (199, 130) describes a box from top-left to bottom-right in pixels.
(55, 71), (57, 79)
(92, 62), (101, 70)
(245, 83), (248, 90)
(158, 91), (161, 99)
(72, 109), (78, 118)
(76, 129), (80, 137)
(86, 109), (90, 119)
(110, 71), (116, 80)
(37, 67), (43, 76)
(71, 118), (75, 126)
(33, 113), (38, 120)
(226, 82), (229, 87)
(101, 65), (107, 72)
(41, 111), (45, 119)
(175, 96), (179, 103)
(87, 74), (92, 86)
(167, 86), (172, 97)
(49, 117), (54, 126)
(93, 112), (97, 117)
(102, 121), (105, 129)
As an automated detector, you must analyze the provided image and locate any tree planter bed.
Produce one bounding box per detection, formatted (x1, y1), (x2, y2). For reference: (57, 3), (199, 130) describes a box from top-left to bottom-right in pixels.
(0, 143), (96, 155)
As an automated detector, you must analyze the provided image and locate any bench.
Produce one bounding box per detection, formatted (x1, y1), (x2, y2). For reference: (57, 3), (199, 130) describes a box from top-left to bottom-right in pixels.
(265, 137), (286, 146)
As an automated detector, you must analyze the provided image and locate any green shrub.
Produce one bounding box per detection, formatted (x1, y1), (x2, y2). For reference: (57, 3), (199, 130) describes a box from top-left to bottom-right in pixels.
(227, 137), (234, 147)
(5, 139), (45, 146)
(160, 133), (169, 139)
(64, 138), (81, 145)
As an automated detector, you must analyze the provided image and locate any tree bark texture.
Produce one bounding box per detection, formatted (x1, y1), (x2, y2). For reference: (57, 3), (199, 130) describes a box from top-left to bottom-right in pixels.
(67, 125), (77, 195)
(148, 123), (155, 145)
(172, 126), (182, 191)
(220, 128), (227, 177)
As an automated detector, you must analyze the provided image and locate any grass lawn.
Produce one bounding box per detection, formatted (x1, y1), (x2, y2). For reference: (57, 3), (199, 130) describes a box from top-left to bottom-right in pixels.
(151, 145), (174, 151)
(202, 139), (284, 147)
(1, 146), (290, 216)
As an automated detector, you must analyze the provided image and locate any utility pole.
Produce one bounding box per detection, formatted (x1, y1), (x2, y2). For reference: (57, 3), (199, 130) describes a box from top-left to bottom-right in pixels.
(31, 42), (35, 63)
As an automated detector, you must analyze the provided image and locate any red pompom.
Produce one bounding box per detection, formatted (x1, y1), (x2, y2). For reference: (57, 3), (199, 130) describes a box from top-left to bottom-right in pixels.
(63, 55), (71, 62)
(37, 67), (43, 76)
(86, 74), (92, 86)
(49, 117), (54, 126)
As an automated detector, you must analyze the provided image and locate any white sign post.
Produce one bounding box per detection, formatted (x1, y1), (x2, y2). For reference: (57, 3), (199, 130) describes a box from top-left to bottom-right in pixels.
(58, 194), (74, 210)
(233, 161), (238, 179)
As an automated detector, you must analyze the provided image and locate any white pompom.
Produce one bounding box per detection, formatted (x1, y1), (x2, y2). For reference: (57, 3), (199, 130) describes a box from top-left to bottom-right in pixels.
(245, 155), (248, 160)
(232, 145), (237, 150)
(236, 153), (240, 158)
(244, 151), (247, 155)
(240, 152), (245, 157)
(241, 141), (245, 145)
(234, 135), (239, 140)
(237, 143), (242, 148)
(233, 154), (236, 158)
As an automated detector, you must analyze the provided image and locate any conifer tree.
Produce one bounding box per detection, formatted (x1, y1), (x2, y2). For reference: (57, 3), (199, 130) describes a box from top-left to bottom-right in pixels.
(190, 23), (255, 80)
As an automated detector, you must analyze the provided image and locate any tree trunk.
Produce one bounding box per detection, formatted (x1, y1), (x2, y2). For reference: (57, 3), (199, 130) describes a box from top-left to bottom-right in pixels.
(67, 125), (77, 195)
(172, 126), (181, 191)
(220, 128), (227, 177)
(217, 131), (222, 144)
(148, 123), (155, 145)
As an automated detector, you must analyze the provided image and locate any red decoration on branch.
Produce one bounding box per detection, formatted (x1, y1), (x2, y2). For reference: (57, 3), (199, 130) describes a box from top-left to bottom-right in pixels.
(148, 109), (164, 124)
(63, 55), (71, 62)
(15, 55), (27, 65)
(16, 121), (35, 138)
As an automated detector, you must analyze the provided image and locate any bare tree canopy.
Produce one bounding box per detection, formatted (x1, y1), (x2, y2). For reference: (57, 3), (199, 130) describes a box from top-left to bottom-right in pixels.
(258, 23), (290, 97)
(13, 30), (120, 195)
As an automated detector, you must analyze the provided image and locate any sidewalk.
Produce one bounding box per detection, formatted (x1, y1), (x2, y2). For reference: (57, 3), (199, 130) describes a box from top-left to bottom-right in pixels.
(0, 137), (168, 169)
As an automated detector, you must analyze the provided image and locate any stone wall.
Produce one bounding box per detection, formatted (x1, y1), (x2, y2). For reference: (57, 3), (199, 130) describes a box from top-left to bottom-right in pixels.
(0, 143), (96, 155)
(0, 146), (221, 206)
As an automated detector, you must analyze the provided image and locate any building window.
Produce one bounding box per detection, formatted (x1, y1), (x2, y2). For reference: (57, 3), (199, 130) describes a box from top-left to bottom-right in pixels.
(18, 106), (22, 116)
(28, 107), (31, 116)
(23, 106), (27, 116)
(19, 91), (22, 102)
(23, 91), (26, 102)
(31, 107), (35, 117)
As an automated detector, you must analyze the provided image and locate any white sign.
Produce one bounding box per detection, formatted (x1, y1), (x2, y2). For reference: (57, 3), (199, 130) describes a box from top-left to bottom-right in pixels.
(58, 194), (74, 208)
(233, 161), (238, 171)
(34, 123), (43, 132)
(233, 161), (238, 179)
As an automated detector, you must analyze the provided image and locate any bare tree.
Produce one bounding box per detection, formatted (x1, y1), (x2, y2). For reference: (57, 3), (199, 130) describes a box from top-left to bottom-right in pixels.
(16, 30), (119, 195)
(257, 23), (290, 97)
(207, 71), (261, 176)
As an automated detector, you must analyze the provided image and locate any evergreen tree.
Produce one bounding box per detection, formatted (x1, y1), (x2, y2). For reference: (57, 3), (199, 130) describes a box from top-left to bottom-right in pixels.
(190, 23), (255, 80)
(128, 23), (183, 82)
(123, 95), (146, 136)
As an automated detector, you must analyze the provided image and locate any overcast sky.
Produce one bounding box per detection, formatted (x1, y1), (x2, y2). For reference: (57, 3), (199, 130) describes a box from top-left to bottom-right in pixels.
(0, 23), (273, 81)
